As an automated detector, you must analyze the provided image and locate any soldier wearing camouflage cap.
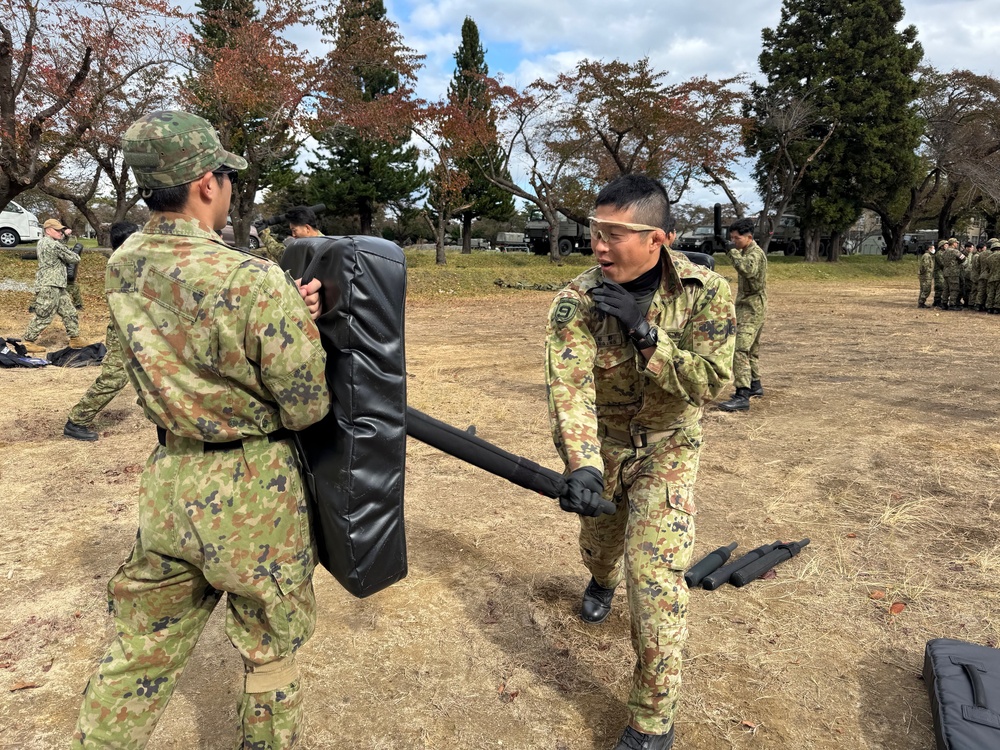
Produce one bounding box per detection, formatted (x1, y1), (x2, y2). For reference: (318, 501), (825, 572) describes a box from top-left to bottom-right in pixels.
(984, 239), (1000, 313)
(73, 111), (330, 748)
(19, 218), (87, 352)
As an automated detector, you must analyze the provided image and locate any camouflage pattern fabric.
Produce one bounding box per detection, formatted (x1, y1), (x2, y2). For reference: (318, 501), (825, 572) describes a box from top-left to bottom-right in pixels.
(935, 247), (962, 307)
(34, 234), (80, 289)
(545, 248), (734, 734)
(67, 281), (84, 309)
(73, 212), (330, 748)
(67, 322), (128, 427)
(122, 111), (247, 190)
(986, 249), (1000, 310)
(23, 285), (79, 340)
(976, 249), (995, 308)
(918, 252), (935, 305)
(259, 227), (286, 263)
(727, 240), (767, 389)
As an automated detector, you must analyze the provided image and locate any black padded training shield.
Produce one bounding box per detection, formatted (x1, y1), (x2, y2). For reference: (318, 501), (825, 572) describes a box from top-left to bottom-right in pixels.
(924, 637), (1000, 750)
(280, 236), (407, 598)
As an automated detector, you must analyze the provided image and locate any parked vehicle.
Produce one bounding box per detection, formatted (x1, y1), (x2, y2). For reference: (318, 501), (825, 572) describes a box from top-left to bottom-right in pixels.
(0, 201), (42, 247)
(524, 210), (592, 256)
(220, 218), (260, 249)
(494, 232), (529, 252)
(756, 214), (832, 256)
(902, 230), (938, 255)
(675, 225), (726, 254)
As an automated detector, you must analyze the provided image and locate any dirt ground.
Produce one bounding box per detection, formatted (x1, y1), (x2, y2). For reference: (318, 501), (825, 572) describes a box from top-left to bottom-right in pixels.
(2, 273), (999, 749)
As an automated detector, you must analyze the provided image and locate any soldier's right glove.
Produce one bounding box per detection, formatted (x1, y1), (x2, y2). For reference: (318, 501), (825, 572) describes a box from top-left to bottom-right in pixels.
(71, 243), (84, 253)
(561, 467), (614, 517)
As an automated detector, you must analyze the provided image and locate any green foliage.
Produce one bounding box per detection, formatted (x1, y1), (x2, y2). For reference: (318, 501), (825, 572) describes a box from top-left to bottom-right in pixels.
(311, 0), (424, 234)
(447, 17), (515, 227)
(192, 0), (257, 49)
(752, 0), (924, 234)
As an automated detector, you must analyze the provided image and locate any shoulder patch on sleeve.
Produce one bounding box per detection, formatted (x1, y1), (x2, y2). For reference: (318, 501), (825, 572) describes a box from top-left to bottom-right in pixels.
(553, 298), (579, 324)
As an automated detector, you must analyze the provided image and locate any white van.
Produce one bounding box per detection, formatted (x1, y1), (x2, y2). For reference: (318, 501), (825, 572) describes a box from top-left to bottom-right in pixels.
(0, 201), (42, 247)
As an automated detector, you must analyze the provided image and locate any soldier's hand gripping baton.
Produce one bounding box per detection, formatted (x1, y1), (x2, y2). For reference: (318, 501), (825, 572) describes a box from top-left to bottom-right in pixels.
(701, 540), (782, 590)
(405, 407), (616, 517)
(730, 538), (811, 587)
(684, 542), (738, 588)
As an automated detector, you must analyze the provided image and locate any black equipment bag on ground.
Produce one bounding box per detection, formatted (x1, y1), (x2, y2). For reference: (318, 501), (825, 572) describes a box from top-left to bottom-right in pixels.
(924, 638), (1000, 749)
(280, 236), (407, 598)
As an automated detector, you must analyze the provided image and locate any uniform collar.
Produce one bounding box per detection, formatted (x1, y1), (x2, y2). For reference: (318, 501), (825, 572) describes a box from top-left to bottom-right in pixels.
(143, 212), (227, 244)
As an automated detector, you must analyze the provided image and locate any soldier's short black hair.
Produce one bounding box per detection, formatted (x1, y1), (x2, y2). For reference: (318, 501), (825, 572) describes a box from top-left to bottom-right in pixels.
(594, 175), (671, 232)
(142, 172), (228, 213)
(964, 241), (974, 248)
(286, 205), (318, 229)
(729, 218), (755, 237)
(110, 221), (140, 250)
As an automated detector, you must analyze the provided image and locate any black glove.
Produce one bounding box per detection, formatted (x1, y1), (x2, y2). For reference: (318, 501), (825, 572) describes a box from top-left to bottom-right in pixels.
(71, 243), (83, 253)
(591, 282), (646, 335)
(560, 467), (613, 517)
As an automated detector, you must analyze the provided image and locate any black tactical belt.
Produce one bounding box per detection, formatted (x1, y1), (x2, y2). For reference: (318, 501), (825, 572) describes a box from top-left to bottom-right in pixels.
(156, 425), (293, 452)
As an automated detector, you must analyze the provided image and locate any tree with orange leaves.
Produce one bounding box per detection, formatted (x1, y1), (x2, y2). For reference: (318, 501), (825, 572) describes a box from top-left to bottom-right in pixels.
(0, 0), (183, 211)
(183, 0), (320, 248)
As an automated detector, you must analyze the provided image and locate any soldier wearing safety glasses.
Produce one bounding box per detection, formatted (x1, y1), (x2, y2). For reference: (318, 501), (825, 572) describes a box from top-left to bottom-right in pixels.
(545, 174), (735, 750)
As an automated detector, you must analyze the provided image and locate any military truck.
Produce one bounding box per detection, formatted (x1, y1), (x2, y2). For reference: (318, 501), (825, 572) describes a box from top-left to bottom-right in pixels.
(902, 230), (938, 255)
(494, 232), (529, 252)
(524, 210), (592, 256)
(675, 225), (726, 254)
(757, 214), (833, 256)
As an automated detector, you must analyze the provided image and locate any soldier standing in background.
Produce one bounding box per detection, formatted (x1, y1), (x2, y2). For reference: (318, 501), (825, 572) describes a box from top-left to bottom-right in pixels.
(63, 222), (140, 442)
(918, 243), (935, 308)
(718, 218), (767, 412)
(20, 218), (87, 353)
(985, 238), (1000, 314)
(287, 205), (324, 239)
(966, 242), (981, 311)
(935, 239), (960, 310)
(546, 174), (735, 750)
(973, 242), (991, 311)
(959, 241), (974, 308)
(258, 226), (286, 262)
(73, 110), (330, 749)
(932, 241), (945, 308)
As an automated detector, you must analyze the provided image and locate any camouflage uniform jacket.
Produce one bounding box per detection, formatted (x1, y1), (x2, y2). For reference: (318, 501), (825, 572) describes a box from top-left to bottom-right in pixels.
(546, 249), (736, 478)
(727, 240), (767, 315)
(918, 252), (935, 279)
(106, 213), (330, 441)
(35, 234), (80, 289)
(968, 251), (981, 284)
(936, 247), (961, 276)
(987, 250), (1000, 282)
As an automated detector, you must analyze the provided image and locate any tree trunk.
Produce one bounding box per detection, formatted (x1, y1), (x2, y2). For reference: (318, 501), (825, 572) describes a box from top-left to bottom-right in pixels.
(804, 228), (820, 262)
(435, 218), (447, 265)
(827, 231), (842, 263)
(359, 199), (374, 236)
(461, 213), (472, 254)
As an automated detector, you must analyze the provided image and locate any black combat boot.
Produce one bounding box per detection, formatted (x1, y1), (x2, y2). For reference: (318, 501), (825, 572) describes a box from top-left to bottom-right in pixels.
(614, 725), (674, 750)
(64, 420), (98, 442)
(580, 577), (616, 624)
(917, 302), (928, 308)
(749, 380), (764, 398)
(718, 388), (751, 412)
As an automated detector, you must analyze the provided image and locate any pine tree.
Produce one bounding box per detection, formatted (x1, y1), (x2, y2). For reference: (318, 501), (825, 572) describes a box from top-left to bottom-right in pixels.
(447, 17), (514, 253)
(750, 0), (923, 260)
(310, 0), (424, 235)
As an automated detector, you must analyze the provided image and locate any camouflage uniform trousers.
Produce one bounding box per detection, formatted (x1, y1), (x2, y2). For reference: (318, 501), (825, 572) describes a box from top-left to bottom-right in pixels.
(942, 272), (962, 308)
(578, 425), (700, 735)
(74, 435), (317, 749)
(975, 277), (989, 308)
(68, 281), (84, 309)
(68, 323), (128, 427)
(733, 303), (765, 389)
(24, 285), (79, 341)
(918, 275), (933, 305)
(988, 279), (1000, 311)
(933, 268), (944, 305)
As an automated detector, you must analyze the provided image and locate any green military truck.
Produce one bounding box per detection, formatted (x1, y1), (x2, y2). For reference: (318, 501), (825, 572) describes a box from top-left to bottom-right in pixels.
(675, 226), (726, 254)
(524, 210), (592, 256)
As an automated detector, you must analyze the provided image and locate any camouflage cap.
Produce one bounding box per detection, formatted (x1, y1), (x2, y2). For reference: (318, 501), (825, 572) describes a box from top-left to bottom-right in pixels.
(947, 237), (958, 243)
(988, 238), (1000, 249)
(936, 239), (948, 249)
(42, 218), (68, 231)
(122, 110), (247, 190)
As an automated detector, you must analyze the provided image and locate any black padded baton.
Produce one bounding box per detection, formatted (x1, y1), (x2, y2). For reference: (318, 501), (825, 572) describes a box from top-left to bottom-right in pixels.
(406, 407), (616, 515)
(684, 542), (738, 588)
(701, 540), (782, 590)
(730, 538), (811, 587)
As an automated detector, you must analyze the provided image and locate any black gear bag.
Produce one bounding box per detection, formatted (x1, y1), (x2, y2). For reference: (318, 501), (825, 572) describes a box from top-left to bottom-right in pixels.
(924, 638), (1000, 749)
(280, 236), (408, 599)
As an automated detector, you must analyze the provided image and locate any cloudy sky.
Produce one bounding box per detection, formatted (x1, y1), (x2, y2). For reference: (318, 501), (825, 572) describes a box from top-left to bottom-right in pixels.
(287, 0), (1000, 209)
(401, 0), (1000, 208)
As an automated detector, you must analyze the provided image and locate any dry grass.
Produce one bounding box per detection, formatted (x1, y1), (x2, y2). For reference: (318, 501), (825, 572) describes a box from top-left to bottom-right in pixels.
(1, 253), (998, 749)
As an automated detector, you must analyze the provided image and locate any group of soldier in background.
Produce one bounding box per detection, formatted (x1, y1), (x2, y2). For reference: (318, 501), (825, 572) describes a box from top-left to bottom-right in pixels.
(918, 236), (1000, 312)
